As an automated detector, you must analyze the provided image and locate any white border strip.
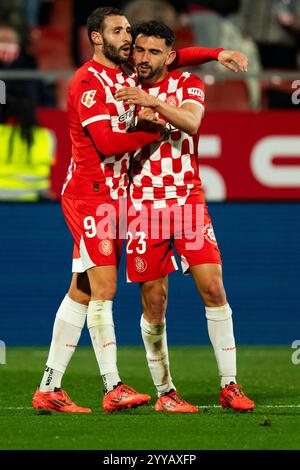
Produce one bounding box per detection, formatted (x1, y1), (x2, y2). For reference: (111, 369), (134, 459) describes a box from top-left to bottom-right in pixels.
(81, 114), (110, 127)
(181, 100), (205, 113)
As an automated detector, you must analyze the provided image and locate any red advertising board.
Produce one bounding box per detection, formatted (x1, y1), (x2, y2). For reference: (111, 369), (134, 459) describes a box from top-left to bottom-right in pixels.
(199, 111), (300, 200)
(38, 109), (300, 200)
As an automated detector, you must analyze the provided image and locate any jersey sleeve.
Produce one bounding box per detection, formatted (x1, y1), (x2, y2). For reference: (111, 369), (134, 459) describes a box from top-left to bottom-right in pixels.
(75, 77), (111, 128)
(181, 75), (205, 113)
(171, 46), (224, 69)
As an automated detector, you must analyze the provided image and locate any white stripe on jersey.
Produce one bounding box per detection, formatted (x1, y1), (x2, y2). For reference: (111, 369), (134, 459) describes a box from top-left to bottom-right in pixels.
(167, 77), (179, 93)
(176, 87), (183, 102)
(99, 69), (114, 87)
(181, 99), (205, 112)
(148, 87), (161, 97)
(87, 67), (106, 87)
(81, 114), (110, 127)
(61, 158), (74, 195)
(116, 73), (125, 84)
(125, 77), (136, 87)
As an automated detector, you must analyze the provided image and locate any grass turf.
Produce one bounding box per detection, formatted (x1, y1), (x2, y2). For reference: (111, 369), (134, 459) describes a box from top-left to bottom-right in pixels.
(0, 346), (299, 450)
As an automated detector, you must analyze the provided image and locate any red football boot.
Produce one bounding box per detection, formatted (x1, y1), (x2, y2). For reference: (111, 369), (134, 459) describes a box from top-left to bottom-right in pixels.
(155, 390), (198, 413)
(220, 383), (255, 411)
(32, 387), (92, 413)
(102, 383), (151, 413)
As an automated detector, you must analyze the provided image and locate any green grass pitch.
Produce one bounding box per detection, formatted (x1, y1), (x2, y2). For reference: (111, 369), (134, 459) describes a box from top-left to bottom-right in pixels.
(0, 346), (299, 450)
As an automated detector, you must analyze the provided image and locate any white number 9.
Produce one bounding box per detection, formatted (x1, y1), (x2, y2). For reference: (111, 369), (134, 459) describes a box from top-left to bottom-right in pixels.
(83, 216), (97, 238)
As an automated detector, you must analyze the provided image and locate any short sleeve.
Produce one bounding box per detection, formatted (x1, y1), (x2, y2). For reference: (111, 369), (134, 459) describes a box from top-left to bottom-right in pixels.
(75, 78), (111, 128)
(181, 75), (205, 112)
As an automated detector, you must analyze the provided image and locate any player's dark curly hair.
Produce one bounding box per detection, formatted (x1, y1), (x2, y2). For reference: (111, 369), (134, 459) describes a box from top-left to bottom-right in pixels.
(132, 20), (176, 48)
(87, 7), (124, 44)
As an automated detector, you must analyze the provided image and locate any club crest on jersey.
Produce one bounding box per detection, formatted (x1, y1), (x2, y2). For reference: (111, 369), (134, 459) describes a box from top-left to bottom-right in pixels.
(202, 223), (217, 245)
(166, 95), (179, 107)
(99, 239), (113, 256)
(188, 88), (205, 101)
(134, 256), (147, 273)
(81, 90), (96, 108)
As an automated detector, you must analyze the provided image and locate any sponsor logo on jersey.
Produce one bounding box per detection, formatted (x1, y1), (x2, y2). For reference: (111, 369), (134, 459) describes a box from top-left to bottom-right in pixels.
(118, 108), (135, 123)
(134, 256), (147, 273)
(99, 239), (113, 256)
(81, 90), (97, 108)
(187, 88), (205, 101)
(202, 223), (218, 245)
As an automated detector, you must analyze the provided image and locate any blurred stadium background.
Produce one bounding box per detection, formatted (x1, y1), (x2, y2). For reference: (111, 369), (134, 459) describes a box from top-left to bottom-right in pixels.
(0, 0), (299, 348)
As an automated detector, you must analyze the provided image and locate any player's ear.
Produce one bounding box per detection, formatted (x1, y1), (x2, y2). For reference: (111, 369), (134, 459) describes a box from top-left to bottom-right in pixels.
(91, 31), (103, 46)
(166, 49), (176, 66)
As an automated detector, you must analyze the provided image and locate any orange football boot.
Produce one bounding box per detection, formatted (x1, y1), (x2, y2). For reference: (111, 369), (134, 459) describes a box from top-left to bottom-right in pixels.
(32, 387), (92, 413)
(155, 390), (198, 413)
(220, 383), (255, 411)
(102, 383), (151, 413)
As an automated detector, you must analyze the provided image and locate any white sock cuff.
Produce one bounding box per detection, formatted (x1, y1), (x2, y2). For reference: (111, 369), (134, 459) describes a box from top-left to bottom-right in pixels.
(45, 360), (66, 374)
(205, 303), (232, 321)
(140, 315), (166, 335)
(56, 295), (87, 328)
(87, 300), (113, 329)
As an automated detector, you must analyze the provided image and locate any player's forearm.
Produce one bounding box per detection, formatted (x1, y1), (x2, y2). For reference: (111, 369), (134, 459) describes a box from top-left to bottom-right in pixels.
(153, 99), (201, 135)
(173, 46), (224, 68)
(86, 122), (160, 156)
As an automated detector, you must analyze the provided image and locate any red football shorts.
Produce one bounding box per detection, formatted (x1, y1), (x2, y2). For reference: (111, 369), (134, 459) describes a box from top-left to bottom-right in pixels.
(61, 196), (126, 273)
(126, 192), (222, 282)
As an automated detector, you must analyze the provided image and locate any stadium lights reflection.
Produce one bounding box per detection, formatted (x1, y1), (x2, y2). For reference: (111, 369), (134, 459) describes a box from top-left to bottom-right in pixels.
(271, 75), (282, 85)
(204, 74), (215, 85)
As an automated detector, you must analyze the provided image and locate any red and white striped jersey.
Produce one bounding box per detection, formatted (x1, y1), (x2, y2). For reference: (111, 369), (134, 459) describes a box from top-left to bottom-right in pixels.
(130, 70), (205, 205)
(62, 59), (137, 200)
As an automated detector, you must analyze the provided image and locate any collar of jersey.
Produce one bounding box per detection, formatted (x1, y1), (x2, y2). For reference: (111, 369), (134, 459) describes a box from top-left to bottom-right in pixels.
(89, 59), (123, 75)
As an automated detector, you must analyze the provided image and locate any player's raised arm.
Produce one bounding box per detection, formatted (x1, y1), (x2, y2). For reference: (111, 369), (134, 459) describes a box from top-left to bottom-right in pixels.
(173, 47), (248, 73)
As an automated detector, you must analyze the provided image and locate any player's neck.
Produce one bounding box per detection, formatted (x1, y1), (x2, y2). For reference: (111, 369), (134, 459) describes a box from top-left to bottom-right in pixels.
(143, 69), (169, 86)
(92, 52), (122, 70)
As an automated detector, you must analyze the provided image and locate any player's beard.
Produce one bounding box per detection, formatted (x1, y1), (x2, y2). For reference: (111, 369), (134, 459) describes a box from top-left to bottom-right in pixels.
(137, 64), (164, 82)
(102, 37), (130, 65)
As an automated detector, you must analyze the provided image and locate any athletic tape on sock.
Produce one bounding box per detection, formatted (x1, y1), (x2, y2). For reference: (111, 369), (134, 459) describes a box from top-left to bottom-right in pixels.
(87, 300), (114, 329)
(205, 303), (232, 321)
(140, 315), (165, 335)
(56, 295), (87, 328)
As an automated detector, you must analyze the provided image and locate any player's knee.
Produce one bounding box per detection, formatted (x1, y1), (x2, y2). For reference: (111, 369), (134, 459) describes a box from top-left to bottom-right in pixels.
(144, 287), (167, 320)
(91, 281), (117, 301)
(68, 288), (90, 305)
(202, 277), (226, 306)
